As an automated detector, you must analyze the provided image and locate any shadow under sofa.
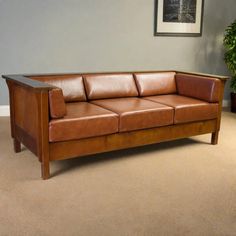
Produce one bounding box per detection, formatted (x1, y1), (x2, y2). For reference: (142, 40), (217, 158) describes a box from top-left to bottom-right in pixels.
(2, 71), (229, 179)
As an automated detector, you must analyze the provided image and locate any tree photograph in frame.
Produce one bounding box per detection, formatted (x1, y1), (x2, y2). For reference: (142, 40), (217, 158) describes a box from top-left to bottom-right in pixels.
(154, 0), (204, 36)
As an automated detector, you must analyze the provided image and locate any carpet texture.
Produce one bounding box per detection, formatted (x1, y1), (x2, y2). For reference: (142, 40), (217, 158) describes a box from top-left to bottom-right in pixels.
(0, 111), (236, 236)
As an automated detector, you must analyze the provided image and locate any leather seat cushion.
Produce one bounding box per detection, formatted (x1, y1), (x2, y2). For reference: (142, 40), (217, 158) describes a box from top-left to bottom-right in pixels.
(134, 72), (177, 96)
(30, 74), (87, 102)
(91, 98), (174, 132)
(83, 73), (138, 100)
(49, 102), (119, 142)
(144, 95), (218, 124)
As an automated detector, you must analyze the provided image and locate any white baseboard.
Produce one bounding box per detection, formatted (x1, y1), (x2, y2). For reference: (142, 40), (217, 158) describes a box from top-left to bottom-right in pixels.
(0, 105), (10, 116)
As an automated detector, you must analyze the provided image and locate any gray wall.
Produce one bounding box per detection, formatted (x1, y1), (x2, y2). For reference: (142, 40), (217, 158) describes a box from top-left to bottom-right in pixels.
(0, 0), (236, 105)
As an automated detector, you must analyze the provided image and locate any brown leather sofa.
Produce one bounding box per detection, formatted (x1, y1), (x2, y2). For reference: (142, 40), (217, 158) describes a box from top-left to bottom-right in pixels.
(2, 71), (229, 179)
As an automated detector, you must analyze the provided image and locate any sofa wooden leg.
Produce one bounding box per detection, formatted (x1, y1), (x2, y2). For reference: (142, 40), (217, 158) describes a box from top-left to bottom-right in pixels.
(14, 138), (21, 153)
(41, 155), (50, 180)
(211, 132), (219, 145)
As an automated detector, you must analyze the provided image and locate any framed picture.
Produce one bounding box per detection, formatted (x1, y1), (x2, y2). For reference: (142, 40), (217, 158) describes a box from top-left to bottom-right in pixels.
(154, 0), (204, 36)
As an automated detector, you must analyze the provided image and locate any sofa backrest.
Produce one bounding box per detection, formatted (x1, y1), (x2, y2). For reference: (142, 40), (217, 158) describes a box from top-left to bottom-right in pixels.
(176, 73), (221, 102)
(83, 73), (138, 100)
(29, 75), (87, 102)
(134, 72), (177, 96)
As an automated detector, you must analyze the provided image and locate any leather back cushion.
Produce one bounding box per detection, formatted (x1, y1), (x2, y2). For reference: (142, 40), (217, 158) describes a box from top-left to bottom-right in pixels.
(49, 88), (67, 118)
(176, 73), (221, 102)
(30, 75), (86, 102)
(83, 73), (138, 100)
(134, 72), (177, 96)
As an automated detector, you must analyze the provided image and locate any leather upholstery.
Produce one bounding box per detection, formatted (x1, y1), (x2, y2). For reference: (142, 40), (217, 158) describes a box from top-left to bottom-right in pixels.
(91, 98), (174, 132)
(176, 73), (221, 102)
(83, 73), (138, 100)
(144, 95), (218, 124)
(134, 72), (176, 96)
(49, 88), (66, 118)
(30, 75), (87, 102)
(49, 102), (119, 142)
(31, 72), (221, 139)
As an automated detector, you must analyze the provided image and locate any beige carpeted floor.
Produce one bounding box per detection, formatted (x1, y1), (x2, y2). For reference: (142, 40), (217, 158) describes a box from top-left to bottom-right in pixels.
(0, 111), (236, 236)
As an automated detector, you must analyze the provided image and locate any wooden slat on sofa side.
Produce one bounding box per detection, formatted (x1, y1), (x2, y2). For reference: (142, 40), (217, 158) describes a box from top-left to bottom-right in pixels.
(3, 75), (52, 179)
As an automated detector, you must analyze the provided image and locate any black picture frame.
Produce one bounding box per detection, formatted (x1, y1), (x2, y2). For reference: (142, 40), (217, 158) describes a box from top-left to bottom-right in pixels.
(154, 0), (204, 36)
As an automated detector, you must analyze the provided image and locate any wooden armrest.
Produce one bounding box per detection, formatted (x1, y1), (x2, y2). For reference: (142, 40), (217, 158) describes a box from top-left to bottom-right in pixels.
(175, 71), (230, 81)
(2, 74), (54, 91)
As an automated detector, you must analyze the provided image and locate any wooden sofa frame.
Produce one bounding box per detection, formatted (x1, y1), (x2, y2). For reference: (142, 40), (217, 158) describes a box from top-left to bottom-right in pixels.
(2, 71), (229, 179)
